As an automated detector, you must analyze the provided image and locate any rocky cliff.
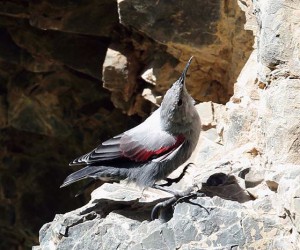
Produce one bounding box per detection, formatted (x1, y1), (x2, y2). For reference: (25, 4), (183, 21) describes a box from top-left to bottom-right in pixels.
(0, 1), (140, 249)
(1, 0), (300, 249)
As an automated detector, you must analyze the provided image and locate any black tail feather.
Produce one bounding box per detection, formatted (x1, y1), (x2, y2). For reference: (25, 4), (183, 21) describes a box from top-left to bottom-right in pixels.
(60, 166), (103, 188)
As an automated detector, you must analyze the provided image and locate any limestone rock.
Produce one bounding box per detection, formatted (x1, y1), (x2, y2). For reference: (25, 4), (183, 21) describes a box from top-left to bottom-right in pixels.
(224, 0), (300, 165)
(36, 194), (299, 249)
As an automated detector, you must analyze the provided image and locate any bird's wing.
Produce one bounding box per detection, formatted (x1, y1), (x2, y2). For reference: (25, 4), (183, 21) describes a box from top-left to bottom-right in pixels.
(70, 109), (185, 166)
(70, 134), (123, 165)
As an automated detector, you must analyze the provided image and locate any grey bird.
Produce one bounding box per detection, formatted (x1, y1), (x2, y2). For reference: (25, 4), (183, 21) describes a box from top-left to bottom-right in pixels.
(61, 57), (201, 195)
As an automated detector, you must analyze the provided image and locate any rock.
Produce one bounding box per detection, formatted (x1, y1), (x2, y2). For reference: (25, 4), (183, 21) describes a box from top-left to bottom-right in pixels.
(244, 168), (265, 188)
(28, 0), (119, 37)
(260, 78), (300, 164)
(9, 23), (109, 79)
(246, 182), (274, 199)
(89, 182), (173, 207)
(141, 68), (156, 86)
(113, 0), (253, 109)
(0, 96), (8, 129)
(2, 0), (300, 249)
(193, 102), (225, 164)
(222, 0), (300, 168)
(118, 0), (220, 47)
(102, 48), (137, 111)
(196, 102), (215, 128)
(0, 2), (141, 248)
(141, 88), (160, 106)
(36, 195), (299, 249)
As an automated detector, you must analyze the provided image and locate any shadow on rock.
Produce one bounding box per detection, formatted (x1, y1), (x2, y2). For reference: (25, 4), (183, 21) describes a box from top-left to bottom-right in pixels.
(200, 172), (253, 203)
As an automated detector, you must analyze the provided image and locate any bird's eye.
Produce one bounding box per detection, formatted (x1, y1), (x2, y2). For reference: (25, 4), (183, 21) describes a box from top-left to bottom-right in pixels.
(177, 99), (183, 106)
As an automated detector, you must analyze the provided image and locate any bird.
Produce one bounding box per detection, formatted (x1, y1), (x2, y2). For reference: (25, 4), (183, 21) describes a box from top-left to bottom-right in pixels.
(60, 57), (201, 196)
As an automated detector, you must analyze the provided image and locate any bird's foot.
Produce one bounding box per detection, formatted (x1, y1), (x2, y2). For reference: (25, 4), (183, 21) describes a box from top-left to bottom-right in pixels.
(151, 185), (208, 221)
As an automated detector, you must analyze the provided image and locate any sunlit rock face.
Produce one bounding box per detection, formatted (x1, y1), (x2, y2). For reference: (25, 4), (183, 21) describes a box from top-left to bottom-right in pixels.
(106, 0), (253, 112)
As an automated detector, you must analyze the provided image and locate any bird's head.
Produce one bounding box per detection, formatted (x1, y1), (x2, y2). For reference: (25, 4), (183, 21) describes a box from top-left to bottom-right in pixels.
(160, 57), (197, 133)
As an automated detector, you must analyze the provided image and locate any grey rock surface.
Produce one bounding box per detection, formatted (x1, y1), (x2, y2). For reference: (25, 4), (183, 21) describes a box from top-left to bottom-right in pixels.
(36, 192), (299, 249)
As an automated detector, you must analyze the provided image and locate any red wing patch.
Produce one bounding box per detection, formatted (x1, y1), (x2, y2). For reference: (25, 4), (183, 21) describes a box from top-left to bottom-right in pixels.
(122, 135), (185, 162)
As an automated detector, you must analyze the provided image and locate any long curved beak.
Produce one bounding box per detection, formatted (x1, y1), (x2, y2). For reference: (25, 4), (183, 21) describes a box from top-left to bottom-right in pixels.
(179, 56), (193, 85)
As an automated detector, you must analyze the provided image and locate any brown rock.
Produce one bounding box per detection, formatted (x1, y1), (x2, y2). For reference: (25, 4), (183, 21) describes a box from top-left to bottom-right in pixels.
(9, 22), (109, 79)
(113, 0), (253, 110)
(28, 0), (118, 37)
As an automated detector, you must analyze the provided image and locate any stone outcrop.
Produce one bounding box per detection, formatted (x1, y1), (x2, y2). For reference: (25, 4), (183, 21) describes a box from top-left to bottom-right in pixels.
(2, 0), (300, 249)
(35, 190), (296, 249)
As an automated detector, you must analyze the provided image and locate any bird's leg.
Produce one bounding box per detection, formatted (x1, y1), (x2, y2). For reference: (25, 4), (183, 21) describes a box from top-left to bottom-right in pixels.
(151, 184), (207, 220)
(160, 163), (194, 187)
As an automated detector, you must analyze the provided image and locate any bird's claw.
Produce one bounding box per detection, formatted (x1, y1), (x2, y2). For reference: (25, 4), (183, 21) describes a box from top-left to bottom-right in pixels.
(151, 185), (208, 221)
(151, 196), (177, 220)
